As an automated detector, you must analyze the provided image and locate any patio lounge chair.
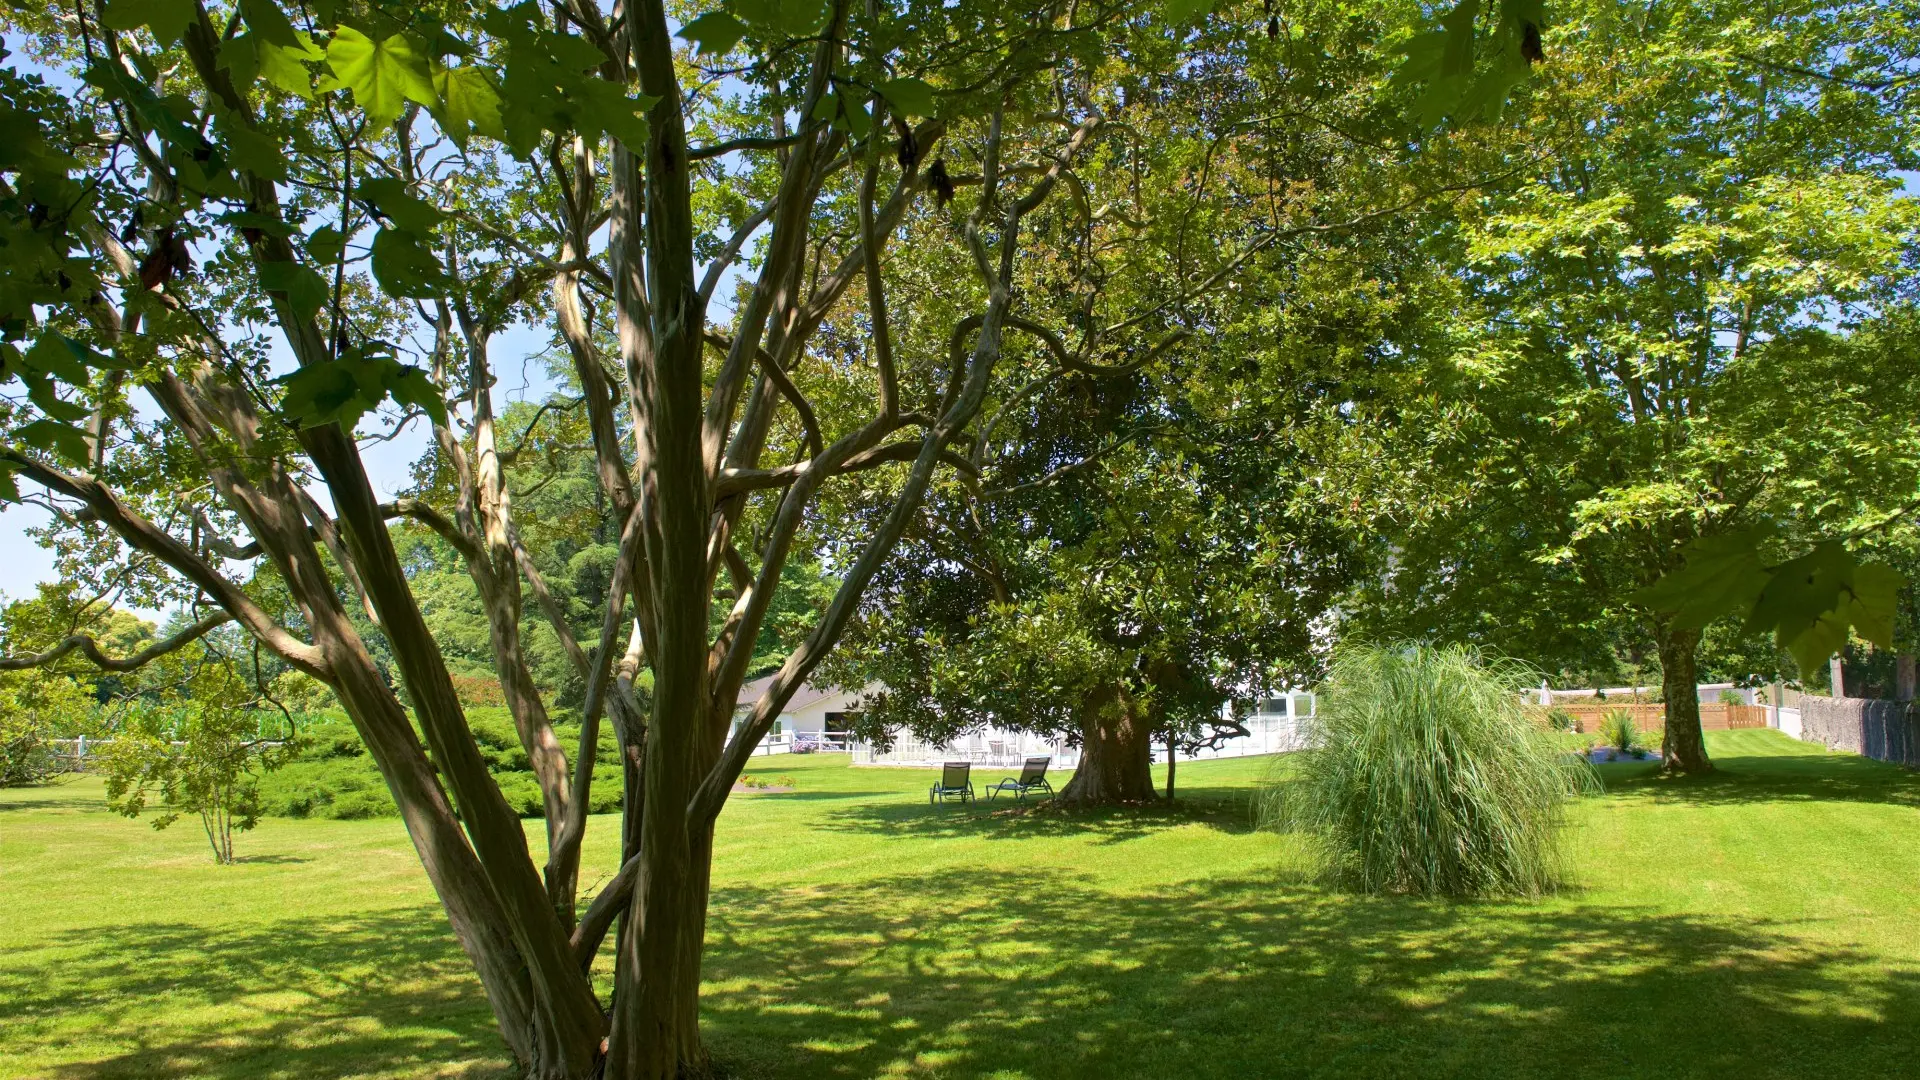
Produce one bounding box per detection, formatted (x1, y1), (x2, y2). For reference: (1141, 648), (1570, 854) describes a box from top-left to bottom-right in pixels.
(930, 761), (974, 805)
(986, 756), (1054, 801)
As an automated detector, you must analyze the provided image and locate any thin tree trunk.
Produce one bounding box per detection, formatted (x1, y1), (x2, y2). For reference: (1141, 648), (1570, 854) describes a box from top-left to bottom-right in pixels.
(1058, 685), (1159, 805)
(1165, 730), (1176, 801)
(1655, 622), (1712, 774)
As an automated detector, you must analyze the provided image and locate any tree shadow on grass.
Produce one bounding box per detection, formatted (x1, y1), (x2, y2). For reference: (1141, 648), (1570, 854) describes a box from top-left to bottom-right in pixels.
(814, 788), (1257, 845)
(702, 869), (1920, 1080)
(732, 790), (902, 802)
(0, 779), (104, 814)
(7, 863), (1916, 1080)
(1595, 748), (1920, 811)
(0, 910), (511, 1080)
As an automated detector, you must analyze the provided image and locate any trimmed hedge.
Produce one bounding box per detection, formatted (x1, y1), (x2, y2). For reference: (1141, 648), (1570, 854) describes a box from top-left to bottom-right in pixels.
(257, 707), (624, 820)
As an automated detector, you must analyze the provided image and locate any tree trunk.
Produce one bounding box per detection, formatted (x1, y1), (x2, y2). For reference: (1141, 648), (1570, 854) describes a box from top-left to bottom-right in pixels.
(1058, 685), (1159, 805)
(1654, 622), (1712, 774)
(1165, 730), (1177, 801)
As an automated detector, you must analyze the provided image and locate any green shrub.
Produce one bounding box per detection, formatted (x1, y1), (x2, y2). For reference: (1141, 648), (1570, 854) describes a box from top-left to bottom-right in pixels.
(100, 702), (303, 864)
(1259, 643), (1597, 898)
(0, 718), (62, 786)
(1545, 707), (1577, 732)
(0, 671), (93, 786)
(1600, 709), (1640, 754)
(255, 708), (624, 820)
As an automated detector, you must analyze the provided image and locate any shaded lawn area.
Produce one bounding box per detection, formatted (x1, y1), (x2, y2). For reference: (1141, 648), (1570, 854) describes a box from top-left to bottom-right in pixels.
(3, 731), (1919, 1078)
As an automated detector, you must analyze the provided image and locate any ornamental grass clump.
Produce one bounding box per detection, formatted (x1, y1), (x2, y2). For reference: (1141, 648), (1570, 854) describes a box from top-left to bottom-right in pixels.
(1260, 643), (1598, 898)
(1601, 709), (1642, 754)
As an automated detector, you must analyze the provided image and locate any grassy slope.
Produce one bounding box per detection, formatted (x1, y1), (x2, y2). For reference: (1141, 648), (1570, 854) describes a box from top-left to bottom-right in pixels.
(1, 732), (1917, 1079)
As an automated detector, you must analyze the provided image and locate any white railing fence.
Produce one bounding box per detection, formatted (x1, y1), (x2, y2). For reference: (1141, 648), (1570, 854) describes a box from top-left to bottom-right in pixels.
(852, 733), (1080, 769)
(42, 737), (294, 770)
(1164, 713), (1315, 762)
(738, 731), (853, 756)
(851, 711), (1318, 769)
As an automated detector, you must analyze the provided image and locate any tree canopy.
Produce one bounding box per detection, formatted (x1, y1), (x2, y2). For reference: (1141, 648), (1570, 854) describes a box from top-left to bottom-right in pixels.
(1, 0), (1915, 1075)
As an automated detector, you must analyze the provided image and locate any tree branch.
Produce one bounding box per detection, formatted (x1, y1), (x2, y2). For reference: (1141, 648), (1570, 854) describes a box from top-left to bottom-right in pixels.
(687, 129), (814, 160)
(0, 610), (231, 673)
(2, 449), (330, 679)
(703, 330), (823, 460)
(380, 498), (487, 564)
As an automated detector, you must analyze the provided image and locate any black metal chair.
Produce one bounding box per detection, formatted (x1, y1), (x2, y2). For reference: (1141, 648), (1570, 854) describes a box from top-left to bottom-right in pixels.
(986, 756), (1054, 801)
(929, 761), (975, 804)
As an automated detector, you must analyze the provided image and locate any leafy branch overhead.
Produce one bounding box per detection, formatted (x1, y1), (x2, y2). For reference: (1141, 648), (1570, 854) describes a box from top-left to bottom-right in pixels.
(1633, 528), (1905, 675)
(1391, 0), (1548, 125)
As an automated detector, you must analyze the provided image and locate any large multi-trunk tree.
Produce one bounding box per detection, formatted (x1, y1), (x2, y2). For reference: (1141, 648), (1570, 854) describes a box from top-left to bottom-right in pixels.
(0, 0), (1305, 1073)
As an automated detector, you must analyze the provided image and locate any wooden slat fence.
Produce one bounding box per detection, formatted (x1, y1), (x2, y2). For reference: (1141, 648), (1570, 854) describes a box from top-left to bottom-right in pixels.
(1541, 702), (1769, 734)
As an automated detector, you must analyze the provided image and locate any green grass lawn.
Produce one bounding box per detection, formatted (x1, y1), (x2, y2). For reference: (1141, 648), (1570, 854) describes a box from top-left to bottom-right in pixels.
(5, 730), (1920, 1079)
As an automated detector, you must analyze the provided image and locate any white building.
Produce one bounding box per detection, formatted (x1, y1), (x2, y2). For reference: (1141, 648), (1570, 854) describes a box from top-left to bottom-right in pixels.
(731, 676), (1317, 766)
(1179, 693), (1318, 761)
(733, 674), (867, 753)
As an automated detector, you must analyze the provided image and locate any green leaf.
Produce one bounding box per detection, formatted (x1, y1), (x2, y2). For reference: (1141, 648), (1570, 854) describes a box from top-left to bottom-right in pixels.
(16, 419), (92, 465)
(357, 177), (444, 234)
(876, 77), (937, 119)
(679, 11), (749, 55)
(431, 65), (505, 150)
(1840, 562), (1902, 651)
(277, 359), (384, 431)
(276, 353), (443, 431)
(1782, 608), (1851, 679)
(25, 332), (134, 373)
(257, 260), (331, 323)
(325, 27), (436, 130)
(385, 364), (447, 426)
(217, 211), (298, 238)
(1439, 0), (1482, 79)
(304, 225), (346, 265)
(242, 0), (301, 49)
(1631, 527), (1771, 629)
(23, 334), (91, 385)
(216, 114), (290, 181)
(1161, 0), (1214, 24)
(545, 32), (614, 73)
(415, 19), (475, 60)
(1741, 543), (1905, 673)
(369, 228), (447, 299)
(0, 463), (19, 503)
(838, 94), (871, 140)
(218, 34), (262, 90)
(575, 81), (656, 151)
(727, 0), (830, 38)
(1746, 542), (1855, 645)
(809, 89), (839, 124)
(23, 371), (90, 423)
(83, 62), (208, 154)
(100, 0), (197, 44)
(258, 36), (323, 100)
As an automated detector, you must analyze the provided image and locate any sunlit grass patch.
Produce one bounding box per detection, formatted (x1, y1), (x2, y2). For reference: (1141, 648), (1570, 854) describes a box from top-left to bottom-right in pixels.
(5, 733), (1920, 1078)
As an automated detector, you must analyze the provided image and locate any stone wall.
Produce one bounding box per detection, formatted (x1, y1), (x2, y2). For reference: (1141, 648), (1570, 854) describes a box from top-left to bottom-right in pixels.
(1798, 696), (1920, 768)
